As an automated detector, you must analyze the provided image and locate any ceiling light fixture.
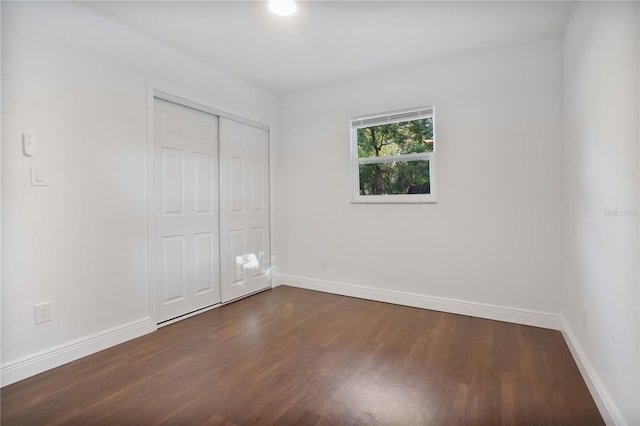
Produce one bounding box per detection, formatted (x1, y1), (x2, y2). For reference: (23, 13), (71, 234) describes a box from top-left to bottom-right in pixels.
(268, 0), (297, 16)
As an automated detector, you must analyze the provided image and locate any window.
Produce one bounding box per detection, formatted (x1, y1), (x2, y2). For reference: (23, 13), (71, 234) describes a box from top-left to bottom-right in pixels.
(351, 106), (436, 203)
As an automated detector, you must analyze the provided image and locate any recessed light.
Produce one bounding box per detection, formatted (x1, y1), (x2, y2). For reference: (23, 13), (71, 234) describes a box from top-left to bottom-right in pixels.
(268, 0), (297, 16)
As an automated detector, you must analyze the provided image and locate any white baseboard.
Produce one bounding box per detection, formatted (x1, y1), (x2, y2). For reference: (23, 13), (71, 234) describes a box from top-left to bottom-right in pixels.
(560, 317), (626, 426)
(279, 274), (562, 330)
(1, 318), (156, 387)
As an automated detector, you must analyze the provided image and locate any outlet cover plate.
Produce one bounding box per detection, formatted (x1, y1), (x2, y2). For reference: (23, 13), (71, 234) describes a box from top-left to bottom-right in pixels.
(34, 302), (52, 324)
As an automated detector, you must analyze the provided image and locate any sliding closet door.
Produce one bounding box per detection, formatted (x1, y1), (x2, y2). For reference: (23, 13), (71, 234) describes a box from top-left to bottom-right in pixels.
(153, 98), (221, 322)
(219, 117), (271, 302)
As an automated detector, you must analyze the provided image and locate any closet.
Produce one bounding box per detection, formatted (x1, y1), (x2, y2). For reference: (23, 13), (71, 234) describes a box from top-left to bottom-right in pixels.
(152, 97), (270, 323)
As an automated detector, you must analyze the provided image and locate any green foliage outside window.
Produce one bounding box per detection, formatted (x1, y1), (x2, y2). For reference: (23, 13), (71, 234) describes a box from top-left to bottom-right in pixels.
(357, 117), (433, 196)
(359, 161), (430, 195)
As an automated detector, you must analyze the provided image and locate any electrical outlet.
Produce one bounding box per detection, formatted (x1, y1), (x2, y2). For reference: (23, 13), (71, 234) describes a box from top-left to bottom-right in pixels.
(34, 302), (52, 324)
(320, 257), (328, 268)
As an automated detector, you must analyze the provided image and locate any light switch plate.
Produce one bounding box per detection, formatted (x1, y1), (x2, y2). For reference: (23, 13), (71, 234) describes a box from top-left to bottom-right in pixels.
(23, 131), (36, 156)
(30, 165), (48, 186)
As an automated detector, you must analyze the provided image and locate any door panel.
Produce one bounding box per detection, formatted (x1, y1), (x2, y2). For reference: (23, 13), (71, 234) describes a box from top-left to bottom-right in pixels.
(230, 229), (246, 285)
(161, 148), (184, 215)
(194, 153), (213, 214)
(250, 161), (264, 212)
(229, 157), (245, 213)
(194, 232), (214, 294)
(220, 117), (270, 302)
(161, 235), (186, 302)
(153, 98), (221, 322)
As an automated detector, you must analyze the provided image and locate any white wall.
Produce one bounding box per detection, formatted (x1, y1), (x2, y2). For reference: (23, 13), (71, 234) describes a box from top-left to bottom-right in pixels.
(563, 2), (639, 424)
(276, 38), (564, 316)
(1, 1), (278, 383)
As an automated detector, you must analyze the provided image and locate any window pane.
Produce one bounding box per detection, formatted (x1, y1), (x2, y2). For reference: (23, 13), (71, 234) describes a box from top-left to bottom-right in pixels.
(359, 160), (430, 195)
(357, 117), (433, 158)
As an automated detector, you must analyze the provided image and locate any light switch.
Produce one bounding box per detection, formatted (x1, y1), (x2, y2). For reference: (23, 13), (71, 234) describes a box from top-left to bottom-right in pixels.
(30, 165), (48, 186)
(23, 131), (36, 156)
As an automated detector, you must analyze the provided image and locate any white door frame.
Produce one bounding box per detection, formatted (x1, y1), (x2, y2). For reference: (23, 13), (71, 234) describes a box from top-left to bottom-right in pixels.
(146, 83), (271, 326)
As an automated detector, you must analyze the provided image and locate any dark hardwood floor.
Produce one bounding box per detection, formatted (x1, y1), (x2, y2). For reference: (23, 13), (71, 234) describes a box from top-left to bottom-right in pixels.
(2, 286), (603, 425)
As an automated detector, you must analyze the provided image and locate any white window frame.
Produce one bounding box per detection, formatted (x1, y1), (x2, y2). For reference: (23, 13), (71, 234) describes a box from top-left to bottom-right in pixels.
(351, 106), (436, 204)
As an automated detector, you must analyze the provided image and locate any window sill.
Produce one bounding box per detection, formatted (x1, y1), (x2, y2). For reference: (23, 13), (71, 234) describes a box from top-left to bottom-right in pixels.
(352, 195), (437, 204)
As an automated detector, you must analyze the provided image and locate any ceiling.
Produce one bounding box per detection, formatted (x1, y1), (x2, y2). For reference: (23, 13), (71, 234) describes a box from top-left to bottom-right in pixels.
(81, 1), (576, 96)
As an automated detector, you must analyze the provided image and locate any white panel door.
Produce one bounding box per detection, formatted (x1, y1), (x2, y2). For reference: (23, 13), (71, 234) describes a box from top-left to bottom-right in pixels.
(153, 98), (220, 322)
(219, 117), (271, 302)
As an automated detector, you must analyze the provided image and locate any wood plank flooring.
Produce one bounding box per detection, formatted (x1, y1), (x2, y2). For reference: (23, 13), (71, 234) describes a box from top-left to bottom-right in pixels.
(2, 286), (603, 425)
